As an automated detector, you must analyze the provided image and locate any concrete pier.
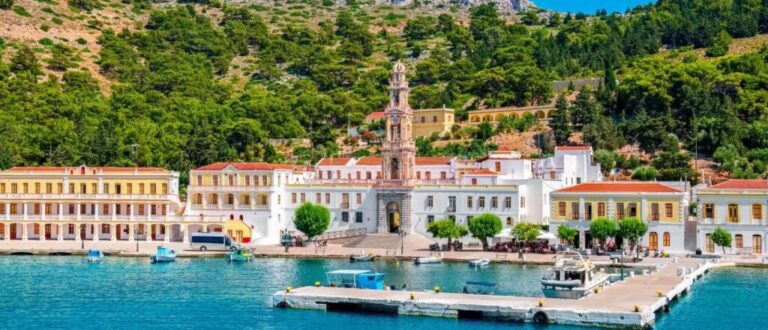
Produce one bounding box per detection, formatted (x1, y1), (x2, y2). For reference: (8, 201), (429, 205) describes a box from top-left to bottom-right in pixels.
(273, 258), (722, 329)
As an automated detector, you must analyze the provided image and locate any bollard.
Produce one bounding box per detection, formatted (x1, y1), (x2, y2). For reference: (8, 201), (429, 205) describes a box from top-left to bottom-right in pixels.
(538, 299), (544, 307)
(634, 305), (641, 312)
(656, 290), (664, 297)
(410, 292), (415, 300)
(315, 281), (321, 287)
(434, 286), (440, 293)
(286, 286), (292, 293)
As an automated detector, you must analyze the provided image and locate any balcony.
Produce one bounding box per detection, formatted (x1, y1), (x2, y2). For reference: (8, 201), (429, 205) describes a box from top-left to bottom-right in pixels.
(446, 206), (456, 213)
(0, 193), (172, 201)
(187, 185), (273, 192)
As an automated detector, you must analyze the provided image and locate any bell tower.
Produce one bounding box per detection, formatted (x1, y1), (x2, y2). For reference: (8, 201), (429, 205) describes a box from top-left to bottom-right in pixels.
(376, 61), (415, 235)
(381, 61), (415, 183)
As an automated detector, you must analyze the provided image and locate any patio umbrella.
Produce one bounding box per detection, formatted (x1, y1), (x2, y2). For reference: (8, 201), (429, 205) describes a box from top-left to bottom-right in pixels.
(494, 227), (513, 238)
(537, 231), (559, 243)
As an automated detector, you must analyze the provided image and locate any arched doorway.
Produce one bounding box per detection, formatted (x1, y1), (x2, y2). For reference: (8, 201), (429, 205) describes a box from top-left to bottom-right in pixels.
(390, 158), (400, 180)
(387, 202), (400, 233)
(649, 232), (658, 251)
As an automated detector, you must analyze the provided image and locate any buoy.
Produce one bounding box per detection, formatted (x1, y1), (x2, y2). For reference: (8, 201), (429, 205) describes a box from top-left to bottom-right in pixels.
(410, 292), (415, 300)
(538, 299), (544, 307)
(634, 305), (641, 312)
(434, 286), (440, 293)
(286, 286), (293, 293)
(315, 281), (321, 287)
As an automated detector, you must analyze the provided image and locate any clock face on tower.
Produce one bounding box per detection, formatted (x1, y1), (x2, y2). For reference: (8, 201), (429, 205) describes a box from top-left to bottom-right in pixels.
(392, 116), (399, 124)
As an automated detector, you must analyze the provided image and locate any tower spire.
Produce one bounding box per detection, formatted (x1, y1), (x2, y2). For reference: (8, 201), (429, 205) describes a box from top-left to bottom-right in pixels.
(381, 61), (415, 183)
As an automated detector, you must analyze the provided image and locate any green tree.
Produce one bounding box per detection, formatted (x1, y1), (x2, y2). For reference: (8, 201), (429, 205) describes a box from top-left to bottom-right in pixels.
(467, 213), (502, 251)
(593, 149), (616, 173)
(589, 217), (617, 248)
(293, 203), (330, 241)
(550, 94), (571, 145)
(631, 166), (658, 181)
(426, 218), (468, 251)
(705, 31), (732, 57)
(617, 217), (648, 260)
(711, 226), (732, 258)
(512, 223), (540, 258)
(556, 224), (578, 247)
(9, 45), (41, 77)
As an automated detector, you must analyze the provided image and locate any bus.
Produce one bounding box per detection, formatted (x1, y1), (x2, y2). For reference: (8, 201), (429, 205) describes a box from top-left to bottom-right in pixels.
(190, 233), (237, 251)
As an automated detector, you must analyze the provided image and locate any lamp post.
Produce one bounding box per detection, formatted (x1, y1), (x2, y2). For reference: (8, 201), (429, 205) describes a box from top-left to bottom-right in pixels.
(399, 227), (405, 255)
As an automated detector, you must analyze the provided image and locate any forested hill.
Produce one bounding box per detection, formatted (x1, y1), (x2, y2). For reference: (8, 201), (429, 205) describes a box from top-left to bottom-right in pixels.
(1, 0), (768, 184)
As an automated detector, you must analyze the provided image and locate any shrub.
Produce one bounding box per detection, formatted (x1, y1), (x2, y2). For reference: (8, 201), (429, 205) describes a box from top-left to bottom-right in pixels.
(39, 38), (54, 46)
(13, 6), (31, 17)
(76, 37), (87, 45)
(40, 24), (50, 32)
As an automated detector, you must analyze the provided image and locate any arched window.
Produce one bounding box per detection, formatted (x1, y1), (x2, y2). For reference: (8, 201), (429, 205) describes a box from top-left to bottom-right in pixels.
(648, 232), (658, 251)
(663, 232), (671, 247)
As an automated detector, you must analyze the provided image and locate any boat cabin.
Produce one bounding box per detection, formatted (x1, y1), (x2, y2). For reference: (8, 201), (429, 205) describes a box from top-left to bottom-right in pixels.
(326, 270), (385, 290)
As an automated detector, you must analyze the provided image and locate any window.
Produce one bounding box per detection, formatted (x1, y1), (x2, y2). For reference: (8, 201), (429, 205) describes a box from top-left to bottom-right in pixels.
(150, 183), (157, 194)
(704, 203), (714, 218)
(103, 204), (110, 215)
(706, 234), (714, 253)
(355, 212), (363, 223)
(45, 204), (52, 215)
(46, 183), (52, 194)
(342, 193), (349, 209)
(558, 202), (566, 217)
(194, 194), (203, 204)
(427, 215), (435, 223)
(584, 202), (592, 220)
(57, 183), (63, 193)
(34, 183), (40, 193)
(616, 202), (625, 219)
(212, 175), (219, 186)
(300, 193), (306, 203)
(425, 172), (431, 180)
(467, 196), (473, 208)
(665, 203), (673, 218)
(753, 204), (762, 220)
(228, 175), (235, 186)
(196, 175), (202, 185)
(495, 162), (501, 172)
(651, 203), (659, 221)
(433, 115), (437, 122)
(291, 193), (297, 204)
(315, 193), (321, 204)
(478, 197), (485, 208)
(227, 194), (234, 205)
(735, 234), (743, 249)
(356, 193), (362, 205)
(506, 217), (512, 225)
(728, 204), (739, 223)
(441, 172), (447, 180)
(448, 196), (456, 211)
(68, 183), (74, 194)
(33, 203), (40, 215)
(571, 203), (579, 220)
(11, 183), (18, 193)
(0, 183), (4, 194)
(426, 196), (434, 207)
(628, 203), (638, 217)
(504, 197), (512, 208)
(325, 193), (330, 205)
(115, 184), (121, 195)
(663, 232), (671, 247)
(471, 178), (477, 185)
(491, 196), (498, 208)
(245, 176), (250, 186)
(597, 202), (606, 217)
(138, 204), (145, 216)
(260, 195), (268, 205)
(341, 211), (349, 222)
(241, 194), (250, 205)
(416, 172), (421, 179)
(23, 183), (29, 193)
(209, 194), (218, 205)
(520, 196), (526, 208)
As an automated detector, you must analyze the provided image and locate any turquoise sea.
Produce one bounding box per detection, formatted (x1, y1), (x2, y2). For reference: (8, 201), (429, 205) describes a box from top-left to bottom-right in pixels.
(533, 0), (656, 14)
(0, 256), (766, 329)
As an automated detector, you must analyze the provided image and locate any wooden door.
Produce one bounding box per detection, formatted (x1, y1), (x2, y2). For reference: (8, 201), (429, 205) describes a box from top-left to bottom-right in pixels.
(45, 224), (51, 240)
(648, 232), (658, 251)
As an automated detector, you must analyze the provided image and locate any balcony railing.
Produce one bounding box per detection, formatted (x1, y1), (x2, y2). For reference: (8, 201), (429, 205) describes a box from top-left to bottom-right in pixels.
(187, 186), (273, 192)
(0, 193), (172, 200)
(0, 214), (227, 223)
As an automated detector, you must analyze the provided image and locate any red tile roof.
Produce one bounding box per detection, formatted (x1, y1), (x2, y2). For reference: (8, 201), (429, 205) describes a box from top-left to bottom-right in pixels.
(365, 111), (386, 121)
(196, 162), (311, 172)
(315, 158), (352, 166)
(355, 157), (382, 166)
(556, 182), (681, 193)
(556, 145), (591, 151)
(464, 169), (498, 176)
(496, 145), (516, 152)
(6, 166), (168, 173)
(710, 179), (768, 190)
(415, 157), (453, 165)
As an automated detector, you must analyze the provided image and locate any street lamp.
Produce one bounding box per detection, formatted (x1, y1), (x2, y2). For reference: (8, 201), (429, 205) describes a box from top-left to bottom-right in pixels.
(399, 227), (405, 255)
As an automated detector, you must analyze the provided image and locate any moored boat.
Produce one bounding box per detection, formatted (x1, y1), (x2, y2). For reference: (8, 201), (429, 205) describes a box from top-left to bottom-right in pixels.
(541, 250), (610, 299)
(150, 246), (176, 264)
(414, 256), (442, 265)
(349, 252), (375, 262)
(228, 246), (254, 262)
(326, 269), (385, 290)
(86, 249), (103, 263)
(468, 258), (490, 267)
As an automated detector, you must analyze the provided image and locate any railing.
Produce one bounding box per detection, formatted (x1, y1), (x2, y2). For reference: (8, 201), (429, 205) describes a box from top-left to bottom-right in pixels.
(305, 228), (368, 241)
(305, 179), (378, 185)
(0, 214), (227, 223)
(187, 186), (273, 192)
(446, 206), (456, 212)
(0, 193), (172, 200)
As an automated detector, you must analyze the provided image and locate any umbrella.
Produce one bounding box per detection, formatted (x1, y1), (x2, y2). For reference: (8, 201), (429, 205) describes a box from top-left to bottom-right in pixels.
(494, 227), (513, 239)
(537, 231), (559, 241)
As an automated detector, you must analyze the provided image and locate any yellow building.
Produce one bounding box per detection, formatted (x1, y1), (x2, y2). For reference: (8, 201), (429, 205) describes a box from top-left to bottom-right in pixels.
(467, 104), (554, 124)
(0, 165), (221, 243)
(549, 182), (687, 253)
(412, 107), (454, 138)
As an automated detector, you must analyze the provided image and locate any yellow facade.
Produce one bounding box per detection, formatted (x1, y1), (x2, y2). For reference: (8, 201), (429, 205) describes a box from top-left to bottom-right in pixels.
(412, 107), (454, 138)
(468, 104), (554, 124)
(551, 196), (682, 223)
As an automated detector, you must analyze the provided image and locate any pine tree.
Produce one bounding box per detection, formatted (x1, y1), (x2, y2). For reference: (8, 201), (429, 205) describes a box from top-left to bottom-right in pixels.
(550, 94), (572, 146)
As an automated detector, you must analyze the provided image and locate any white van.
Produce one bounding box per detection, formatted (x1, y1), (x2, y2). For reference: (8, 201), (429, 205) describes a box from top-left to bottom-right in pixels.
(190, 233), (237, 251)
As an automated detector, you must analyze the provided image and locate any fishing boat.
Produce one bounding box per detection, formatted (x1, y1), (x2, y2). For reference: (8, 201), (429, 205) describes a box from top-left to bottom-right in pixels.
(463, 280), (497, 295)
(414, 256), (442, 265)
(326, 269), (385, 290)
(349, 251), (375, 262)
(86, 249), (103, 263)
(150, 246), (176, 264)
(228, 246), (254, 262)
(468, 258), (490, 267)
(541, 250), (610, 299)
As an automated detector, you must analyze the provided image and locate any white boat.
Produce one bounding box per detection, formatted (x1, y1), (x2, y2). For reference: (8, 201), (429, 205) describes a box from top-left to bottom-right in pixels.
(541, 250), (610, 299)
(468, 259), (490, 267)
(414, 256), (442, 265)
(86, 249), (103, 263)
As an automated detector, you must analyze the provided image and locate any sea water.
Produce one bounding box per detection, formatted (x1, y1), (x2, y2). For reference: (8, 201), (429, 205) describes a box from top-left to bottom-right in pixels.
(533, 0), (656, 14)
(0, 256), (765, 329)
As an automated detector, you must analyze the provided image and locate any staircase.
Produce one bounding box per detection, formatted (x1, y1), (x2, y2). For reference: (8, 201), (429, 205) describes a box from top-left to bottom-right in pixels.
(344, 233), (434, 250)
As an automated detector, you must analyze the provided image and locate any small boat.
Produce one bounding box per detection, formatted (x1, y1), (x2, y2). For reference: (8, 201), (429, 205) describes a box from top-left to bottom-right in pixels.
(414, 256), (442, 265)
(468, 258), (490, 267)
(350, 251), (375, 262)
(326, 269), (386, 290)
(86, 249), (103, 263)
(541, 250), (610, 299)
(463, 281), (497, 295)
(150, 246), (176, 264)
(228, 247), (254, 262)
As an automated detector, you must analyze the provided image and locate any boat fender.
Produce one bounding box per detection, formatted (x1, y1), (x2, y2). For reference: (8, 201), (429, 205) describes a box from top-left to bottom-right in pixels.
(532, 311), (548, 324)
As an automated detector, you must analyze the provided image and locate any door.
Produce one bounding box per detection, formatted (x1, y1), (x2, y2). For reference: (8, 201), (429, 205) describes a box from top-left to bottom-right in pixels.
(10, 224), (16, 240)
(584, 231), (593, 249)
(151, 225), (157, 241)
(45, 224), (52, 240)
(753, 235), (762, 254)
(80, 224), (86, 240)
(648, 232), (658, 251)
